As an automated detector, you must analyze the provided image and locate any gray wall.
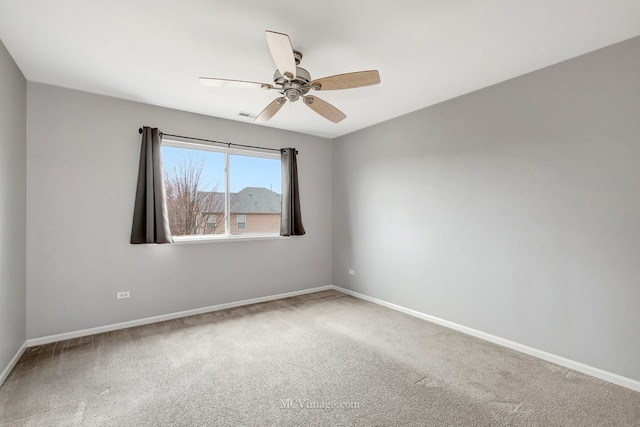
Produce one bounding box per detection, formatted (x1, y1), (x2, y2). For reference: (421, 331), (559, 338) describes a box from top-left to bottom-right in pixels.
(0, 41), (27, 371)
(26, 83), (333, 338)
(333, 37), (640, 381)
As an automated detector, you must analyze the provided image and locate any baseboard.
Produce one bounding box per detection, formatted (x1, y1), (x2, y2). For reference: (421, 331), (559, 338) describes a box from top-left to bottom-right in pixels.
(27, 285), (333, 347)
(331, 285), (640, 393)
(0, 341), (27, 387)
(24, 284), (640, 393)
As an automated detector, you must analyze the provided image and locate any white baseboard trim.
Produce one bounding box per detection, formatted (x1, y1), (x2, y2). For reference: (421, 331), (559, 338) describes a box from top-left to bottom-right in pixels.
(0, 341), (27, 387)
(331, 285), (640, 393)
(23, 284), (640, 393)
(27, 285), (333, 347)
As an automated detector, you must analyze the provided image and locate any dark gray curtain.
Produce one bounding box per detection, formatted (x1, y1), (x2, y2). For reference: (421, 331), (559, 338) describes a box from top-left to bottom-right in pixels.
(130, 127), (173, 244)
(281, 148), (306, 236)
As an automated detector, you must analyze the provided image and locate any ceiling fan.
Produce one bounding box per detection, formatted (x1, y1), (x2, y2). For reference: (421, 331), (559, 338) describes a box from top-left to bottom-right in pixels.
(199, 30), (380, 124)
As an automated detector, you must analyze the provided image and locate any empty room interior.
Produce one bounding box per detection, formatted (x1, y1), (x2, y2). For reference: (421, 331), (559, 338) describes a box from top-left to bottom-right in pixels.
(1, 1), (640, 425)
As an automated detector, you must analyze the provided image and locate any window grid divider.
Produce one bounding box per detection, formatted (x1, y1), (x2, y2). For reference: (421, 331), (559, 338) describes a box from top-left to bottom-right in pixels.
(224, 151), (230, 235)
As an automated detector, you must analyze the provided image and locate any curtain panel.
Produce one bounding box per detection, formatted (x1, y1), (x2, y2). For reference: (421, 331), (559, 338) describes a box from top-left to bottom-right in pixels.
(280, 148), (306, 236)
(130, 127), (173, 244)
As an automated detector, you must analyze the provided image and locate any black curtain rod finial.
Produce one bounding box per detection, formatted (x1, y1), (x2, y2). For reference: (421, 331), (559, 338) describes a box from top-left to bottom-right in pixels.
(138, 127), (143, 134)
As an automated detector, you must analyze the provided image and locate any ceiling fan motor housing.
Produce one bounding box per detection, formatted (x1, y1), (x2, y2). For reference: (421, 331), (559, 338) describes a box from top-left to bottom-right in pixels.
(274, 66), (311, 102)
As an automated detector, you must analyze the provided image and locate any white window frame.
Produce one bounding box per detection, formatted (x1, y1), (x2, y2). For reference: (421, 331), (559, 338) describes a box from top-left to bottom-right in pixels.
(162, 139), (284, 243)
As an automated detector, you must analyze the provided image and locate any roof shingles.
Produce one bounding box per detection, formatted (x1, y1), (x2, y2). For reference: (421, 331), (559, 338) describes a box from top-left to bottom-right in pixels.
(198, 187), (281, 214)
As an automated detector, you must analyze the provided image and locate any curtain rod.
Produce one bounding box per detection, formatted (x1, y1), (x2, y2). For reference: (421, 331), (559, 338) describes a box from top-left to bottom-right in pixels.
(138, 127), (287, 153)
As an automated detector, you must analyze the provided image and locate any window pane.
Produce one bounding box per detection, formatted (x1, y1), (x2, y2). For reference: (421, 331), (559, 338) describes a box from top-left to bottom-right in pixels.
(162, 146), (225, 236)
(229, 154), (281, 235)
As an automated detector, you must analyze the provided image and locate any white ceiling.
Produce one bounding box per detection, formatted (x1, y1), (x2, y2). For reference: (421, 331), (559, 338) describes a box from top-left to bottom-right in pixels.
(1, 1), (639, 139)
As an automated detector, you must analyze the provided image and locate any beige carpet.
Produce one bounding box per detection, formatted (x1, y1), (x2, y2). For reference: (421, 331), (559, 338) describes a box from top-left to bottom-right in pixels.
(1, 290), (639, 426)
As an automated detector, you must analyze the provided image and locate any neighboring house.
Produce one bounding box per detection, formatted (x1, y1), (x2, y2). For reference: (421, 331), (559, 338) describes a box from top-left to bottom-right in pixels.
(199, 187), (281, 235)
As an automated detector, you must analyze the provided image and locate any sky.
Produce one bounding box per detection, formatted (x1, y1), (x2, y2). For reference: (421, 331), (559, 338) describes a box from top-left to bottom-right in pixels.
(161, 146), (282, 194)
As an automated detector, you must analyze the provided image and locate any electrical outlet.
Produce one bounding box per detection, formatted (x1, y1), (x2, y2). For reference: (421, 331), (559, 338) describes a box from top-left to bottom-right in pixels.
(348, 269), (355, 276)
(116, 291), (130, 299)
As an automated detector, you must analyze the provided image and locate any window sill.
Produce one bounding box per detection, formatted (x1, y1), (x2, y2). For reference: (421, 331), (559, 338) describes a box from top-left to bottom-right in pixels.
(171, 234), (288, 244)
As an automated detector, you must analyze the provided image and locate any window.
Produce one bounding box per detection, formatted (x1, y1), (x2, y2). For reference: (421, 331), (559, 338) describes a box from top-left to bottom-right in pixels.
(236, 215), (246, 230)
(161, 140), (282, 238)
(205, 214), (219, 233)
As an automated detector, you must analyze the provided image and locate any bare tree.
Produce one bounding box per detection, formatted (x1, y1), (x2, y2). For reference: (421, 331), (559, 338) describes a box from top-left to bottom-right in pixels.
(164, 153), (224, 235)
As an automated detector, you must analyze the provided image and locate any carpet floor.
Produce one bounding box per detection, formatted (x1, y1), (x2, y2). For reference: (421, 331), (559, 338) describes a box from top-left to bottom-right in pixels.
(1, 290), (639, 426)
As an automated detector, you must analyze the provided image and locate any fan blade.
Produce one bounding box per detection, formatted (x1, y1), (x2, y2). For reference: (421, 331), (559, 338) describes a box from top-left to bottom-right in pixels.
(303, 96), (346, 123)
(255, 97), (287, 123)
(265, 30), (297, 80)
(311, 70), (380, 91)
(199, 77), (273, 90)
